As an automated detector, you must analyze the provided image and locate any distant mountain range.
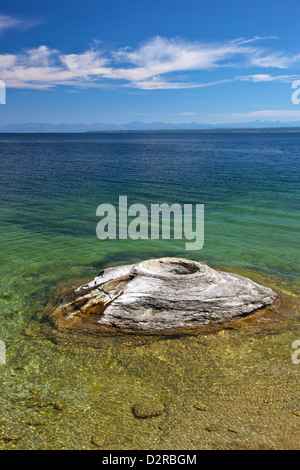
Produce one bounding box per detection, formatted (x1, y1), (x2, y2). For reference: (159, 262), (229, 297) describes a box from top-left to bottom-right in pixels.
(1, 120), (300, 132)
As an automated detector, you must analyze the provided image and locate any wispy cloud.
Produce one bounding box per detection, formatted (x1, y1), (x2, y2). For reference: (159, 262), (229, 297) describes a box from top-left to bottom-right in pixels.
(0, 14), (37, 35)
(237, 73), (300, 83)
(233, 109), (300, 118)
(114, 36), (254, 76)
(177, 112), (197, 116)
(1, 35), (300, 90)
(249, 52), (300, 69)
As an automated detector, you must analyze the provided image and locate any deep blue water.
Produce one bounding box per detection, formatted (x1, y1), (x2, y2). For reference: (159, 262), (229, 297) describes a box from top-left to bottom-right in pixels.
(0, 132), (299, 282)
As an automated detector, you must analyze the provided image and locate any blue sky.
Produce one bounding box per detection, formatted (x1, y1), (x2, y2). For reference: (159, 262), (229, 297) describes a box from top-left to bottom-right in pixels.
(1, 0), (300, 125)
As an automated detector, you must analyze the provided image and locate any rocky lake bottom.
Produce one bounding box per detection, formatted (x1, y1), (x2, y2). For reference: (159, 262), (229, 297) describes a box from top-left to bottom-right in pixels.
(0, 266), (299, 450)
(0, 132), (299, 449)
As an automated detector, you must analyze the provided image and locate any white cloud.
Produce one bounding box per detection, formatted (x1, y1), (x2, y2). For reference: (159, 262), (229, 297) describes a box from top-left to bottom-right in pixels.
(177, 112), (197, 116)
(126, 76), (237, 90)
(26, 46), (58, 67)
(1, 36), (300, 90)
(249, 52), (300, 69)
(0, 14), (22, 33)
(233, 110), (300, 118)
(113, 36), (265, 83)
(115, 36), (250, 72)
(0, 54), (16, 68)
(0, 14), (37, 34)
(60, 50), (109, 73)
(125, 77), (200, 90)
(237, 73), (300, 83)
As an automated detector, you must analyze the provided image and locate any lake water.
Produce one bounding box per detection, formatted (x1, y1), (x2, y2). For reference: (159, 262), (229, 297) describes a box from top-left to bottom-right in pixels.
(0, 131), (299, 449)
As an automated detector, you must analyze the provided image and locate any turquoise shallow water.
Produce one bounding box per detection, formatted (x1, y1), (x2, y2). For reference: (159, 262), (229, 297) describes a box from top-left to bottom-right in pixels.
(0, 131), (299, 449)
(1, 131), (299, 275)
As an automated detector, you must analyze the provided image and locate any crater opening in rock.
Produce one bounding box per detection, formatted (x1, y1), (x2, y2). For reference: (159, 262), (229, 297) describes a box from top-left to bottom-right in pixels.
(136, 258), (201, 278)
(159, 260), (199, 275)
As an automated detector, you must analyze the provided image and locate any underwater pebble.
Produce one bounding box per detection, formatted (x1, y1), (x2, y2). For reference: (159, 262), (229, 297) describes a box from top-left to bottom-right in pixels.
(205, 424), (222, 432)
(13, 364), (25, 371)
(25, 398), (53, 408)
(132, 400), (165, 419)
(227, 426), (240, 434)
(27, 419), (46, 427)
(193, 403), (210, 411)
(54, 401), (67, 411)
(0, 421), (23, 443)
(0, 294), (13, 300)
(91, 436), (104, 447)
(0, 432), (23, 442)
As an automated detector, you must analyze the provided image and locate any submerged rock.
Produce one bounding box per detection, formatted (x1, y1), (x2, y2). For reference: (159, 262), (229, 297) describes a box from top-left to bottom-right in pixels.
(49, 257), (277, 333)
(132, 400), (165, 418)
(193, 403), (210, 411)
(91, 435), (105, 447)
(54, 400), (67, 411)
